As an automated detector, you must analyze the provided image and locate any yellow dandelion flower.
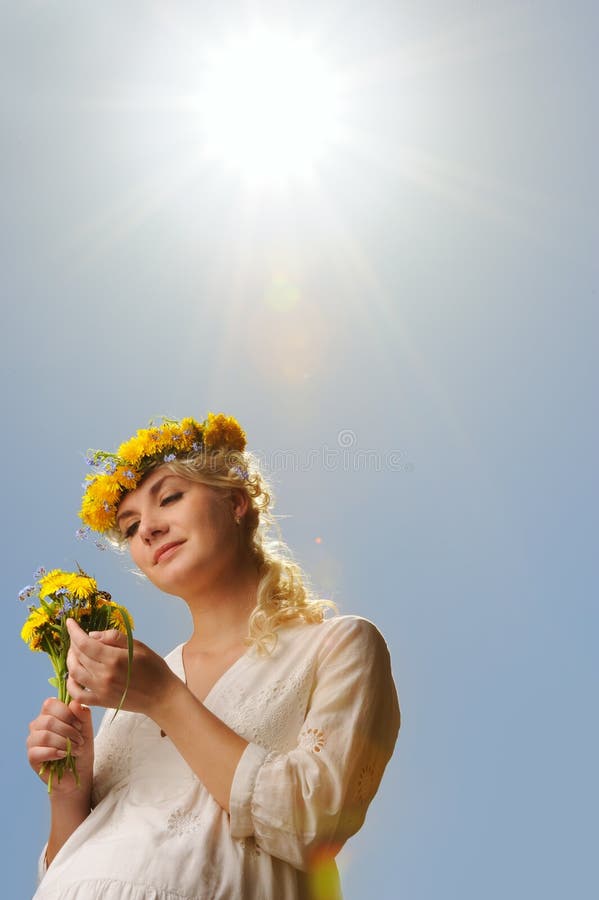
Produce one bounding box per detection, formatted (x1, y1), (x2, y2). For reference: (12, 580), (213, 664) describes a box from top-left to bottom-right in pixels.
(157, 423), (180, 451)
(39, 569), (71, 600)
(79, 491), (98, 522)
(117, 430), (149, 464)
(29, 631), (46, 652)
(95, 505), (115, 531)
(80, 497), (115, 532)
(147, 429), (165, 454)
(204, 413), (247, 452)
(68, 573), (98, 599)
(179, 417), (202, 452)
(90, 473), (124, 503)
(21, 608), (49, 646)
(108, 603), (135, 633)
(115, 466), (140, 490)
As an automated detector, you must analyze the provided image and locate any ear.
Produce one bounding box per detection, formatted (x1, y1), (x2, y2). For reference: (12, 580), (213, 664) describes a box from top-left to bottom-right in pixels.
(231, 488), (250, 520)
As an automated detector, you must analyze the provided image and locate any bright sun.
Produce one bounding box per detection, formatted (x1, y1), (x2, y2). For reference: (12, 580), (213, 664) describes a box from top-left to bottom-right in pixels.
(199, 29), (342, 183)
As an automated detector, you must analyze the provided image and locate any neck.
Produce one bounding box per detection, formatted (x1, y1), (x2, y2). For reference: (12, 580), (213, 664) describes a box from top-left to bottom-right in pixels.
(183, 553), (260, 654)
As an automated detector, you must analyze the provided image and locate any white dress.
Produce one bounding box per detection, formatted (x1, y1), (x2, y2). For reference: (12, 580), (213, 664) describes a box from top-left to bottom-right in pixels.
(34, 615), (400, 900)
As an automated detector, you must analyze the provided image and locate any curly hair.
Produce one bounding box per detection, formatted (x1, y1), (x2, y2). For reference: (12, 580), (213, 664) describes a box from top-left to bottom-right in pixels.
(111, 449), (335, 653)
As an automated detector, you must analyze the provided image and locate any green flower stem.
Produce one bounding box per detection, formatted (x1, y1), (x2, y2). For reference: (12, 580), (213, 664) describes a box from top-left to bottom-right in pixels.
(111, 604), (134, 721)
(40, 628), (76, 792)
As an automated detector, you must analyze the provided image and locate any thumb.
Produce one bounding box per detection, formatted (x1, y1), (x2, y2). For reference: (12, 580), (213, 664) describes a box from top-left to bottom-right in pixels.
(88, 628), (128, 648)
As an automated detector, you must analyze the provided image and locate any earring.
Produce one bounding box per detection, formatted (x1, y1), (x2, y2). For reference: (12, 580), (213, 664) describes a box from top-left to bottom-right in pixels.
(234, 515), (241, 525)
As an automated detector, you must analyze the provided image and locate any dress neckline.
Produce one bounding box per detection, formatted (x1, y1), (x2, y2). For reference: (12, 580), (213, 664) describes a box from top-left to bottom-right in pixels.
(171, 641), (252, 707)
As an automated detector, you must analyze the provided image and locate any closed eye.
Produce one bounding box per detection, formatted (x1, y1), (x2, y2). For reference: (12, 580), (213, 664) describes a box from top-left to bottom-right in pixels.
(124, 521), (139, 539)
(161, 492), (183, 506)
(122, 492), (183, 538)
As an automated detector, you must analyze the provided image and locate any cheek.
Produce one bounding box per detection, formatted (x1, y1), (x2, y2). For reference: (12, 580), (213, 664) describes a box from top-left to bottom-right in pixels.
(193, 501), (230, 539)
(207, 509), (236, 546)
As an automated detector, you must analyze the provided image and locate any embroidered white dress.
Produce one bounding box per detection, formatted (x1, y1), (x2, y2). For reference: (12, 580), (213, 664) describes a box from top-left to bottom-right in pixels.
(34, 615), (400, 900)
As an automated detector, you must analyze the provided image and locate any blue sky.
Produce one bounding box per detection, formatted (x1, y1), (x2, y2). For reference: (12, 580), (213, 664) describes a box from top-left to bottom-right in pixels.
(2, 2), (598, 897)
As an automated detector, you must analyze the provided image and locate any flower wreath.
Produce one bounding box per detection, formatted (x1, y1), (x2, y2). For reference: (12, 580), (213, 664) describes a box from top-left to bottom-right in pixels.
(79, 412), (247, 535)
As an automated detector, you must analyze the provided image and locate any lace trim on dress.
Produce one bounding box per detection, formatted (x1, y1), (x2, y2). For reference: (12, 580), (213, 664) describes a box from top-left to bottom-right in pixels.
(355, 762), (380, 804)
(167, 809), (203, 837)
(298, 727), (327, 753)
(219, 662), (313, 747)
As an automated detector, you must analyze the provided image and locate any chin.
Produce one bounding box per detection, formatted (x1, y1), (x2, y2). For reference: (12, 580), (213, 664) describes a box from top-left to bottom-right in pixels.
(150, 561), (208, 595)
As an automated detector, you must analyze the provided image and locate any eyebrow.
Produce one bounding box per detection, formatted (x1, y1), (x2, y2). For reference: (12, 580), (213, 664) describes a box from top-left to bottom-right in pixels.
(115, 475), (180, 526)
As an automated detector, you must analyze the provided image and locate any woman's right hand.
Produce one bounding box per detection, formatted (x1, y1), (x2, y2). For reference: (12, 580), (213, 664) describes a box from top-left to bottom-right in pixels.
(27, 698), (94, 797)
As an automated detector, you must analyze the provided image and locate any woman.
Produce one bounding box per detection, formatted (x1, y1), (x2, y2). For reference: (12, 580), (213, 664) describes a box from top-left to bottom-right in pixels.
(27, 412), (400, 899)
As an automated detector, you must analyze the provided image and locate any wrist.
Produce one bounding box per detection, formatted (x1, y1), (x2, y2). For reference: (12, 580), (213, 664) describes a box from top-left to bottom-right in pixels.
(49, 783), (92, 811)
(145, 667), (188, 725)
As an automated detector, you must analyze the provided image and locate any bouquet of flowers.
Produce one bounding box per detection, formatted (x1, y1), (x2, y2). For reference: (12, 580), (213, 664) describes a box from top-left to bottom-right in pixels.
(19, 566), (134, 792)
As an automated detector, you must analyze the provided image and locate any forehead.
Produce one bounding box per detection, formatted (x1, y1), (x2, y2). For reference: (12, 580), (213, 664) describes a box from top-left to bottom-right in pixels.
(117, 467), (184, 514)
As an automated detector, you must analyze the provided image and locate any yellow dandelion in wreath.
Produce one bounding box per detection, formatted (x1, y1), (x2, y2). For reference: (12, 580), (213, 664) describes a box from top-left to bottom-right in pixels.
(204, 413), (247, 452)
(80, 499), (114, 534)
(118, 431), (154, 465)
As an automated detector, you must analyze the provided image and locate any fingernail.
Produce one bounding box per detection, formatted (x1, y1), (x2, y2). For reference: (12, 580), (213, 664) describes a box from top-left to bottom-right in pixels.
(89, 631), (101, 638)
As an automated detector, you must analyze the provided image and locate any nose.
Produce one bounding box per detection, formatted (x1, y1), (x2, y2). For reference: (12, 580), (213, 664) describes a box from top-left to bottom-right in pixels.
(138, 512), (168, 545)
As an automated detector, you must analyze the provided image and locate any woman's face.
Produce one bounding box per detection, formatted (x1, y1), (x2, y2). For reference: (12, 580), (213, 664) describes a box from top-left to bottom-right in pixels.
(116, 466), (243, 596)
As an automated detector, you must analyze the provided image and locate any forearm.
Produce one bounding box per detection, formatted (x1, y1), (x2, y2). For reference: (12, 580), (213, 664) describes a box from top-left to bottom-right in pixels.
(150, 679), (248, 813)
(64, 629), (248, 814)
(46, 790), (91, 867)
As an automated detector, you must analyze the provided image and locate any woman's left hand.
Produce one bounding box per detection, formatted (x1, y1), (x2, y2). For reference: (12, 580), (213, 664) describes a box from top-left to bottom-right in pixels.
(65, 618), (178, 717)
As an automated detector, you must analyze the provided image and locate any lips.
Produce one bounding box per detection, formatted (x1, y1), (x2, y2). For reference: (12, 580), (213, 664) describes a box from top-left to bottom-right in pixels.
(153, 541), (184, 565)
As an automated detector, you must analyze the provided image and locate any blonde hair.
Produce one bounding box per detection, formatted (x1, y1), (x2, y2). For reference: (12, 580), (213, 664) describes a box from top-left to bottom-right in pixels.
(112, 450), (336, 654)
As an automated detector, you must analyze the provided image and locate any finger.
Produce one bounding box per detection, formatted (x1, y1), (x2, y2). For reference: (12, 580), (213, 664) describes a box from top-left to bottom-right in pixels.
(29, 740), (88, 767)
(67, 618), (124, 663)
(66, 656), (93, 690)
(30, 715), (84, 745)
(68, 700), (92, 723)
(68, 701), (94, 740)
(38, 698), (84, 730)
(65, 616), (86, 642)
(66, 617), (100, 658)
(27, 728), (81, 755)
(66, 675), (96, 705)
(89, 629), (128, 648)
(67, 638), (106, 676)
(28, 746), (68, 767)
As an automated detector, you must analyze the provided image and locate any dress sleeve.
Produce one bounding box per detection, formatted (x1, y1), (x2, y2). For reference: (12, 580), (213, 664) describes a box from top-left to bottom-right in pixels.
(229, 616), (400, 870)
